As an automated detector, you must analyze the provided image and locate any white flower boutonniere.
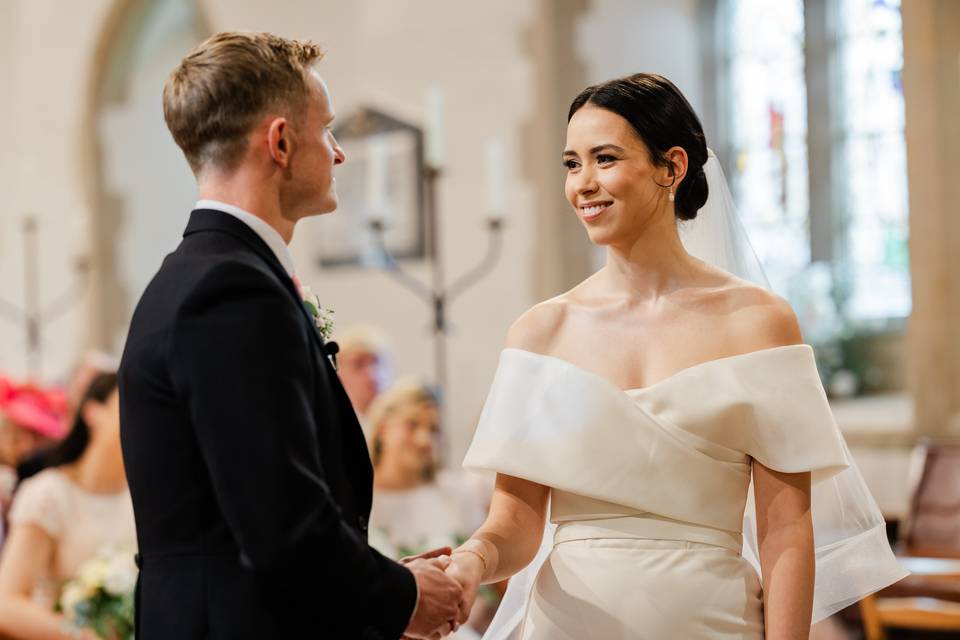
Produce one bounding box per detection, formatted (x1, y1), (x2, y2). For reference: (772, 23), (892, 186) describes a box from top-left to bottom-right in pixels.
(299, 284), (335, 341)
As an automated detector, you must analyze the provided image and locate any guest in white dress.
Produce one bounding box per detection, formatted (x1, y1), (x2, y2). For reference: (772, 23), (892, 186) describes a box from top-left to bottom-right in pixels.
(366, 379), (494, 639)
(0, 373), (136, 640)
(443, 74), (904, 639)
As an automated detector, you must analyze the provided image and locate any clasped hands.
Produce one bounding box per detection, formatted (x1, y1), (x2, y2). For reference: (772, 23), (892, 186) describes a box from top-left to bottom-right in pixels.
(401, 544), (486, 639)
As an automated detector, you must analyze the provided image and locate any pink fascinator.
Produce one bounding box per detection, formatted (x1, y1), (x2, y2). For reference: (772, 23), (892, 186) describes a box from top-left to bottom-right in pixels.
(0, 375), (69, 439)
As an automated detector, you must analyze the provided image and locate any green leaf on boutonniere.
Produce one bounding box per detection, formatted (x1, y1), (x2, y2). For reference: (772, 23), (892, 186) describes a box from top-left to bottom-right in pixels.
(302, 300), (319, 317)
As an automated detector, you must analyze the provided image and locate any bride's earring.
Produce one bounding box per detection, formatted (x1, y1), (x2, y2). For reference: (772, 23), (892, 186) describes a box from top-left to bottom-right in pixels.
(668, 188), (675, 203)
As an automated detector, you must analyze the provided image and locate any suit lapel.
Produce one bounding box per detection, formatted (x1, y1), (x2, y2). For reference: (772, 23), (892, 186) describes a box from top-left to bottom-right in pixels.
(184, 210), (328, 352)
(183, 210), (349, 390)
(183, 209), (373, 522)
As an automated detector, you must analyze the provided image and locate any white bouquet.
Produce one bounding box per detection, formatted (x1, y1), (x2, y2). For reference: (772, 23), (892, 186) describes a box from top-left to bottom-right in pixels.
(59, 547), (137, 639)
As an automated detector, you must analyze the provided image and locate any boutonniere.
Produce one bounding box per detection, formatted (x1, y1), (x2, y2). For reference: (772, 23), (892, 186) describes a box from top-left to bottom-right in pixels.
(299, 283), (335, 341)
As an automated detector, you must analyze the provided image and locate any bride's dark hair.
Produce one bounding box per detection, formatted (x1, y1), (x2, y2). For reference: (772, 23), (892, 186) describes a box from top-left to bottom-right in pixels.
(568, 73), (709, 221)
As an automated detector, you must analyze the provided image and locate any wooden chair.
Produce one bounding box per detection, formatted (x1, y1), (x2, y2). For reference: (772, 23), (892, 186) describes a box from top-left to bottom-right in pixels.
(861, 439), (960, 639)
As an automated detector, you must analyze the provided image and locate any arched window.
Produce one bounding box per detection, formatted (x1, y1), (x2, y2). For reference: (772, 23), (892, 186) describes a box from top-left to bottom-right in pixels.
(722, 0), (809, 296)
(835, 0), (909, 321)
(90, 0), (206, 351)
(716, 0), (909, 330)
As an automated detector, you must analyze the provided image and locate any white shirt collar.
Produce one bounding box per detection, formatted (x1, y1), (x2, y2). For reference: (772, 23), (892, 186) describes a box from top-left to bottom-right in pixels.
(195, 199), (296, 277)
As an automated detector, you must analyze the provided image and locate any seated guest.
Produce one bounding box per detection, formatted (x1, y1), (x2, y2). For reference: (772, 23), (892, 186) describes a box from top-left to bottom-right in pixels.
(17, 352), (119, 483)
(63, 352), (121, 420)
(0, 377), (69, 544)
(0, 373), (135, 640)
(334, 325), (393, 440)
(367, 379), (494, 638)
(0, 377), (68, 469)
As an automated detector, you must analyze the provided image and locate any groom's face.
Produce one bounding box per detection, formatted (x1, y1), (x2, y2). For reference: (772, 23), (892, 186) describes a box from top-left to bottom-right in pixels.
(287, 71), (345, 216)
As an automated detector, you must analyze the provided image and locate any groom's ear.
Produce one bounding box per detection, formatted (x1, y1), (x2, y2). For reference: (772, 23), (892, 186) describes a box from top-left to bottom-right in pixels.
(267, 117), (291, 168)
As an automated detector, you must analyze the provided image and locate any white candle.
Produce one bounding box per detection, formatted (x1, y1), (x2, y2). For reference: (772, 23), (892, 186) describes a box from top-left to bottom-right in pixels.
(484, 138), (505, 217)
(425, 87), (445, 168)
(366, 136), (388, 219)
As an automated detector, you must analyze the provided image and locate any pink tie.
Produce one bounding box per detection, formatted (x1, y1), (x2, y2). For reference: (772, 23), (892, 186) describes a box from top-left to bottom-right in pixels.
(291, 273), (305, 298)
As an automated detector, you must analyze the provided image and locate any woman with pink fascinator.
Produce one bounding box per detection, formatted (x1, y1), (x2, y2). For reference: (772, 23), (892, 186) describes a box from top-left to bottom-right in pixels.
(0, 377), (69, 465)
(0, 373), (135, 640)
(0, 377), (69, 531)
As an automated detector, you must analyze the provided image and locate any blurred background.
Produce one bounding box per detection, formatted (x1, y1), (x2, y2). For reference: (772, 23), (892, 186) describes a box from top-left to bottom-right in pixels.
(0, 1), (958, 638)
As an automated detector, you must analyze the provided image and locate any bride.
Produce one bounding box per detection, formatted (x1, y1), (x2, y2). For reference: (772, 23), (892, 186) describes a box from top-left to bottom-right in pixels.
(445, 73), (905, 639)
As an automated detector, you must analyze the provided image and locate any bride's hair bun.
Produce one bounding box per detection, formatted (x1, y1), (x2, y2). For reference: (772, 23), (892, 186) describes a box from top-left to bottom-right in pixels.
(676, 164), (708, 221)
(568, 73), (710, 221)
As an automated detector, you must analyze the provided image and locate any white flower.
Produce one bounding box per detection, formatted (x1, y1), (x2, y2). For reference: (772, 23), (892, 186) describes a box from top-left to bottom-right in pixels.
(103, 553), (137, 596)
(59, 581), (90, 617)
(77, 558), (108, 591)
(298, 281), (335, 340)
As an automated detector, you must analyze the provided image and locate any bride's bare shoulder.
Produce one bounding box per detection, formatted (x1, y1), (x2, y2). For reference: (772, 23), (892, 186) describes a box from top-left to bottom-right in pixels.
(504, 296), (572, 353)
(720, 280), (803, 350)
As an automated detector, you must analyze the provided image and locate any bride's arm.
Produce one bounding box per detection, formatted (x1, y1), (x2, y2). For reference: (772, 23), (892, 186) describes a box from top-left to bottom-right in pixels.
(451, 300), (559, 581)
(443, 302), (558, 623)
(445, 473), (549, 623)
(458, 473), (549, 583)
(754, 464), (814, 640)
(736, 288), (814, 638)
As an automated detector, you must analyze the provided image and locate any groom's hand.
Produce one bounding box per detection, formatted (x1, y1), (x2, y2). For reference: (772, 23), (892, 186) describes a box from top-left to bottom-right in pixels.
(404, 557), (463, 639)
(400, 546), (453, 565)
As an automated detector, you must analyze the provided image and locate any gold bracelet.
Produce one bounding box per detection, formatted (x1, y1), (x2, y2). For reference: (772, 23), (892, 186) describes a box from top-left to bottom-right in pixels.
(453, 547), (488, 573)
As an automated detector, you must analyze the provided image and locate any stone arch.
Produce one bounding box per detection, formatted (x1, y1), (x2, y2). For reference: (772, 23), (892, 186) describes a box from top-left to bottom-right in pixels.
(80, 0), (210, 350)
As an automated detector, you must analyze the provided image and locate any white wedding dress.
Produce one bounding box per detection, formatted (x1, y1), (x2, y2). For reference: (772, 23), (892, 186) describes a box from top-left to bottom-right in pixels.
(463, 344), (907, 639)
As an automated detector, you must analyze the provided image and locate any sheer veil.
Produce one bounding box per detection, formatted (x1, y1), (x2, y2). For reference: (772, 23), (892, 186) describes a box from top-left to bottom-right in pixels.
(476, 150), (906, 639)
(687, 151), (905, 620)
(677, 150), (769, 288)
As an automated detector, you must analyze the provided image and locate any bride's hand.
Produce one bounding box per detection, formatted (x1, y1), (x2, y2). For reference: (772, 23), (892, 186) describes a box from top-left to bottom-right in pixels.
(446, 550), (485, 626)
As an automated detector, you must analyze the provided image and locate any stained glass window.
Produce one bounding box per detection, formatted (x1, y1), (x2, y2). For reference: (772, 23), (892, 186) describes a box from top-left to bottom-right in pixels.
(724, 0), (909, 325)
(835, 0), (910, 321)
(725, 0), (809, 295)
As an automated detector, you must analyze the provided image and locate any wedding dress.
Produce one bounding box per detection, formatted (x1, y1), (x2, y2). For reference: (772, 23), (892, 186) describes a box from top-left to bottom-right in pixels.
(465, 345), (904, 638)
(462, 151), (906, 639)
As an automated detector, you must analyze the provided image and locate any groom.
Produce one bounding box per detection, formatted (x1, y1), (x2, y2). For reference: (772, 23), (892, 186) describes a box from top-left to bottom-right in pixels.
(119, 32), (463, 639)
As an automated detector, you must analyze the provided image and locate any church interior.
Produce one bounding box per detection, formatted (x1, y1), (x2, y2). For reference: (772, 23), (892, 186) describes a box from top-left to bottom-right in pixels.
(1, 1), (959, 638)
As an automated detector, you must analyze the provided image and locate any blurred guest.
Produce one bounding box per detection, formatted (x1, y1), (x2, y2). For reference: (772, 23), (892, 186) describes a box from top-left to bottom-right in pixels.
(17, 352), (119, 483)
(0, 377), (68, 469)
(367, 379), (494, 638)
(335, 325), (392, 437)
(64, 352), (120, 417)
(0, 373), (134, 640)
(0, 378), (69, 544)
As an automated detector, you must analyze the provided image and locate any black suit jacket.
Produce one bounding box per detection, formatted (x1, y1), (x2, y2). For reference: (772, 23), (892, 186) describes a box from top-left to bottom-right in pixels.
(119, 210), (416, 639)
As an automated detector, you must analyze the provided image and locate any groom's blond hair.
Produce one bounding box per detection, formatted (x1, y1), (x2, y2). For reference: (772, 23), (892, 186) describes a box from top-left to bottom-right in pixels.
(163, 31), (324, 173)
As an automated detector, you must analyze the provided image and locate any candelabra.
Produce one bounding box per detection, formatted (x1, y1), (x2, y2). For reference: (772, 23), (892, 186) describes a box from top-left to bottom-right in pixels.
(0, 215), (91, 379)
(367, 166), (504, 408)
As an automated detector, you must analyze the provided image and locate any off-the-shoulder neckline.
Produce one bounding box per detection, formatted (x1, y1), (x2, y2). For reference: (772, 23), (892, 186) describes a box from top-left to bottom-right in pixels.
(502, 344), (813, 395)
